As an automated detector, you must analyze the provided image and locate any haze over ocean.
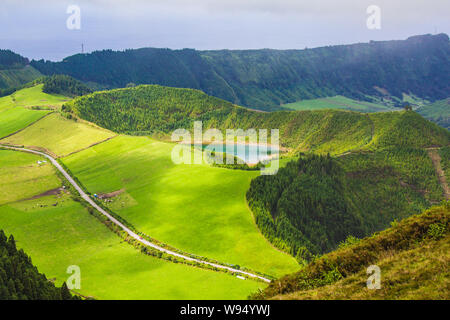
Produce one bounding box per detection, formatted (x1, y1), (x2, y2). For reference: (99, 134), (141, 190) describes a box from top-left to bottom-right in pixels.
(1, 0), (449, 61)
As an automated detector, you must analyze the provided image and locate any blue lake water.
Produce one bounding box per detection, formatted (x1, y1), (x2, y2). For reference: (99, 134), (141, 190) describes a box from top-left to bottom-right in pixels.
(201, 143), (279, 164)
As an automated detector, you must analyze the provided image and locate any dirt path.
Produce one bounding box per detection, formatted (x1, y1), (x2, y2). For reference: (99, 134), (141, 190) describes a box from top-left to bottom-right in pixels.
(427, 148), (450, 200)
(0, 144), (271, 283)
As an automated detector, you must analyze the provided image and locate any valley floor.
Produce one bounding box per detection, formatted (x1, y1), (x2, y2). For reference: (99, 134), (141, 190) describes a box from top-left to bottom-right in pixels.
(0, 150), (267, 299)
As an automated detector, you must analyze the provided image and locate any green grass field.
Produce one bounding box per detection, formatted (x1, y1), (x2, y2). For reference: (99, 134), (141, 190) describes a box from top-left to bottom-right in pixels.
(0, 149), (265, 299)
(0, 107), (51, 139)
(11, 84), (69, 109)
(1, 113), (115, 157)
(283, 95), (395, 113)
(0, 84), (72, 139)
(0, 151), (60, 204)
(62, 135), (299, 277)
(0, 84), (69, 112)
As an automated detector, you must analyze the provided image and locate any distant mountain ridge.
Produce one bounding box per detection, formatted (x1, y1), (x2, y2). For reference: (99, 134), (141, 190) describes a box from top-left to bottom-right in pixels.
(31, 34), (450, 110)
(0, 50), (42, 94)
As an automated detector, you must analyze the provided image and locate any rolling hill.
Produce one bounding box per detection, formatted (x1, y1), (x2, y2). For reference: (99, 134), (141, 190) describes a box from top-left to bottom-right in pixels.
(31, 34), (450, 111)
(253, 203), (449, 300)
(62, 85), (450, 154)
(246, 151), (445, 258)
(0, 83), (448, 300)
(418, 98), (450, 130)
(0, 85), (70, 140)
(0, 50), (42, 95)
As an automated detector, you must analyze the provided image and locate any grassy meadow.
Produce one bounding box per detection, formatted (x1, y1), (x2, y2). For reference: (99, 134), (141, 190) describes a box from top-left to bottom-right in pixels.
(0, 84), (71, 139)
(1, 113), (115, 157)
(0, 149), (265, 299)
(283, 96), (395, 113)
(0, 107), (50, 139)
(62, 135), (299, 277)
(9, 84), (69, 109)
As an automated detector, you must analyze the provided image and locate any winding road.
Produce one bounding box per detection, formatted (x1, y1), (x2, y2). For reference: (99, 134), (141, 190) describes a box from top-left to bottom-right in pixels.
(0, 145), (271, 283)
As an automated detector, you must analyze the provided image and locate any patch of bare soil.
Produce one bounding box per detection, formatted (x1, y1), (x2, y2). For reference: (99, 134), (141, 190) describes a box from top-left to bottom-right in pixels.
(98, 189), (125, 199)
(24, 187), (63, 201)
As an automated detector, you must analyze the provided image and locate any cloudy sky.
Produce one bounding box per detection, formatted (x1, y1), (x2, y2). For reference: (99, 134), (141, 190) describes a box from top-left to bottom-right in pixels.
(1, 0), (449, 61)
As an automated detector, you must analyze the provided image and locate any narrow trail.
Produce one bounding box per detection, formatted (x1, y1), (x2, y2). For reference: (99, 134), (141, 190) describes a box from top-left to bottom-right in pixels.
(427, 148), (450, 200)
(0, 145), (272, 283)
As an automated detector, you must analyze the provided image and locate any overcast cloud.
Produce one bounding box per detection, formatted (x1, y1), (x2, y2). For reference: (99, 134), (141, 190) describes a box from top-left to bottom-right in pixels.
(1, 0), (449, 61)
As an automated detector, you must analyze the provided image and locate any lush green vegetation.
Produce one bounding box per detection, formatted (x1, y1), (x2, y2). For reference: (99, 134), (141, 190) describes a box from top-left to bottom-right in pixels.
(0, 84), (69, 112)
(0, 107), (50, 139)
(247, 155), (365, 258)
(418, 98), (450, 129)
(0, 150), (266, 299)
(62, 135), (299, 276)
(2, 113), (115, 157)
(283, 95), (395, 113)
(0, 50), (42, 95)
(42, 75), (92, 97)
(439, 147), (450, 182)
(32, 34), (449, 110)
(253, 203), (449, 300)
(0, 230), (79, 300)
(0, 151), (60, 204)
(63, 85), (450, 155)
(246, 149), (444, 258)
(0, 67), (42, 94)
(0, 50), (29, 70)
(0, 84), (76, 146)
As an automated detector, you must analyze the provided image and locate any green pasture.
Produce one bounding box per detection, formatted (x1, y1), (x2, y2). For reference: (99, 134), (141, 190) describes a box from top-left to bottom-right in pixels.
(62, 135), (299, 277)
(0, 149), (265, 299)
(0, 107), (50, 139)
(283, 95), (394, 113)
(1, 113), (115, 157)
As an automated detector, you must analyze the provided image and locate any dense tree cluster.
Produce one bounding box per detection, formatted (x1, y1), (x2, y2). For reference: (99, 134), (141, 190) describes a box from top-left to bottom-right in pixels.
(246, 155), (365, 258)
(32, 34), (450, 111)
(0, 50), (28, 70)
(246, 148), (447, 259)
(0, 230), (79, 300)
(63, 85), (450, 153)
(42, 75), (92, 97)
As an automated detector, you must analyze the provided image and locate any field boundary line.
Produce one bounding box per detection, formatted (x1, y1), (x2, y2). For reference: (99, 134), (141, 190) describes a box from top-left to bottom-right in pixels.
(61, 134), (118, 158)
(0, 144), (272, 283)
(0, 110), (54, 140)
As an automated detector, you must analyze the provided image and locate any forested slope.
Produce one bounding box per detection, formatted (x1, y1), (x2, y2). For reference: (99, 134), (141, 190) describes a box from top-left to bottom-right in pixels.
(0, 50), (42, 95)
(63, 85), (450, 154)
(247, 151), (446, 258)
(0, 230), (79, 300)
(32, 34), (450, 111)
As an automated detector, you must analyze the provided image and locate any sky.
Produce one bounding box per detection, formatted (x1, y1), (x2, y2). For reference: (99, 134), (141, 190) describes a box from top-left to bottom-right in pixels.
(1, 0), (449, 61)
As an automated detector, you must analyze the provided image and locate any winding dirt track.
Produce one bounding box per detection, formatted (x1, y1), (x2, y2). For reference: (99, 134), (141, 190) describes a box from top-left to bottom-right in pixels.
(1, 145), (271, 283)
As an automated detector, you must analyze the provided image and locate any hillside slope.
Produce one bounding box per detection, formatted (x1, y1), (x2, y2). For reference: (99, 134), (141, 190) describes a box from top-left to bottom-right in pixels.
(0, 50), (42, 94)
(418, 98), (450, 129)
(247, 151), (446, 258)
(63, 85), (450, 154)
(0, 229), (78, 300)
(32, 34), (450, 111)
(253, 203), (449, 300)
